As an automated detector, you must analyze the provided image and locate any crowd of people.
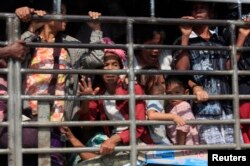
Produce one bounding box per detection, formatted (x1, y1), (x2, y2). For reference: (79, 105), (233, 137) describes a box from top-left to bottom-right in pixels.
(0, 1), (250, 166)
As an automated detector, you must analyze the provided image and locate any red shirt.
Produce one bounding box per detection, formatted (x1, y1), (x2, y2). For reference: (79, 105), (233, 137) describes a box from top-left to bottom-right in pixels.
(79, 80), (153, 144)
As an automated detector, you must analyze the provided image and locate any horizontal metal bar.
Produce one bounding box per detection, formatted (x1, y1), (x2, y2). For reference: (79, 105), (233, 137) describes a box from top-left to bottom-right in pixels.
(21, 68), (234, 75)
(134, 44), (231, 51)
(21, 95), (130, 100)
(0, 68), (8, 74)
(241, 144), (250, 148)
(237, 47), (250, 52)
(137, 119), (237, 125)
(137, 144), (238, 150)
(137, 95), (235, 100)
(2, 145), (249, 155)
(0, 95), (9, 100)
(2, 41), (250, 51)
(186, 0), (250, 3)
(22, 146), (130, 154)
(238, 70), (250, 75)
(27, 15), (250, 27)
(20, 68), (250, 76)
(21, 119), (250, 127)
(135, 70), (233, 75)
(29, 16), (250, 26)
(20, 95), (250, 102)
(22, 121), (131, 127)
(20, 144), (247, 154)
(0, 13), (249, 26)
(239, 119), (250, 124)
(26, 42), (127, 49)
(21, 68), (128, 74)
(0, 41), (7, 46)
(0, 122), (8, 127)
(18, 93), (250, 101)
(21, 94), (237, 101)
(25, 42), (233, 51)
(0, 149), (9, 154)
(239, 95), (250, 100)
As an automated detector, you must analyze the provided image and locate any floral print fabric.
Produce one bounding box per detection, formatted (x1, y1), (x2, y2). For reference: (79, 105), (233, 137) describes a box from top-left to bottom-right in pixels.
(24, 47), (70, 121)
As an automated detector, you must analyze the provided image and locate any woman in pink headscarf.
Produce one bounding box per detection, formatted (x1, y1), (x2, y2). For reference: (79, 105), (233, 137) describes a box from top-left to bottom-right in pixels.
(70, 47), (154, 156)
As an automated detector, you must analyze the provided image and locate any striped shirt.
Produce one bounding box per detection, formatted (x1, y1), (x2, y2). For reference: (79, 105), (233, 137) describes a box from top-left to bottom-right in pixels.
(167, 101), (199, 145)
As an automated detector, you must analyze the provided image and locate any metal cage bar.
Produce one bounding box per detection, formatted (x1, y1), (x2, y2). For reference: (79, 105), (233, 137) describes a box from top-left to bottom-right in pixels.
(127, 18), (137, 166)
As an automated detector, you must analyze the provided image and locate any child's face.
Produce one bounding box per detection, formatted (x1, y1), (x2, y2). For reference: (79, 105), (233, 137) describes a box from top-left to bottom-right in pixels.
(148, 75), (166, 95)
(166, 82), (188, 106)
(150, 85), (165, 95)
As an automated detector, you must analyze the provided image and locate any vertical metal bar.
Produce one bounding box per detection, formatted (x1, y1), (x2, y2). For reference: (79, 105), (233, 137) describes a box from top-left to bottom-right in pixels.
(12, 17), (23, 164)
(237, 0), (242, 19)
(126, 19), (137, 166)
(53, 0), (61, 14)
(150, 0), (155, 17)
(6, 16), (15, 166)
(229, 23), (241, 150)
(6, 16), (22, 166)
(13, 17), (23, 166)
(38, 102), (51, 166)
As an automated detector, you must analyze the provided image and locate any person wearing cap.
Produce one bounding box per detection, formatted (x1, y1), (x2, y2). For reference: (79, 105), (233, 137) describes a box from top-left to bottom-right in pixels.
(173, 2), (234, 145)
(77, 48), (154, 156)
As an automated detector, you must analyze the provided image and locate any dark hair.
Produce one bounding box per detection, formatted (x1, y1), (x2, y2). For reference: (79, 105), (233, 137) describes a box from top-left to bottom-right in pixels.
(136, 66), (158, 87)
(134, 25), (166, 44)
(91, 55), (123, 90)
(137, 66), (165, 94)
(28, 0), (67, 14)
(165, 75), (189, 90)
(103, 54), (123, 69)
(189, 2), (215, 19)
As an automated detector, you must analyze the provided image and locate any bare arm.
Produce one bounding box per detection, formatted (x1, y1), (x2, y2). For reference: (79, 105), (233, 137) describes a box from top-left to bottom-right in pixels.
(15, 6), (47, 33)
(175, 16), (193, 70)
(80, 11), (104, 69)
(236, 18), (250, 61)
(176, 130), (187, 145)
(147, 110), (186, 126)
(175, 27), (191, 70)
(99, 134), (121, 155)
(60, 127), (97, 160)
(0, 41), (26, 61)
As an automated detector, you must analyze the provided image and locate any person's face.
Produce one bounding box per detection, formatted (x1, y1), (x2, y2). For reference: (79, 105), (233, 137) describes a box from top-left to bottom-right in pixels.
(191, 3), (210, 20)
(155, 75), (165, 93)
(150, 85), (165, 96)
(48, 4), (67, 32)
(165, 82), (188, 106)
(141, 33), (162, 65)
(102, 55), (121, 85)
(148, 75), (166, 95)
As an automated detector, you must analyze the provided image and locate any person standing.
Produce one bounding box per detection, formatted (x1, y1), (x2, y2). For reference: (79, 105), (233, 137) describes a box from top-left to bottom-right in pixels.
(174, 2), (234, 144)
